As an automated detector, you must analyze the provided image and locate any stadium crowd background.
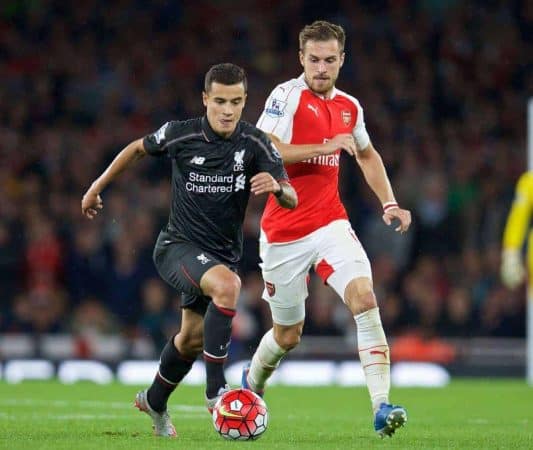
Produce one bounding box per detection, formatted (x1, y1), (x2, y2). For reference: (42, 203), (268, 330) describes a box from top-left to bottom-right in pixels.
(0, 0), (531, 358)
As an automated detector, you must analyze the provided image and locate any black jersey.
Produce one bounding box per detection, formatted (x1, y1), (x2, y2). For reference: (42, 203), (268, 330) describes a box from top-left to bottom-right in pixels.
(143, 116), (289, 265)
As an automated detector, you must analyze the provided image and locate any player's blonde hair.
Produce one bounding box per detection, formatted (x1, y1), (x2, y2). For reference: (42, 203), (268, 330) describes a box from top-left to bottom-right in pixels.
(299, 20), (346, 53)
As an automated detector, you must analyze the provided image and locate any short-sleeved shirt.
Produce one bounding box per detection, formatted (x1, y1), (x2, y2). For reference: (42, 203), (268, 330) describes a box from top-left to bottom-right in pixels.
(256, 74), (371, 243)
(143, 116), (288, 265)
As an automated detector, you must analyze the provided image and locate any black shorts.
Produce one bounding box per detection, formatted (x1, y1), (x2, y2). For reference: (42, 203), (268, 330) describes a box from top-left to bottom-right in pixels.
(153, 230), (234, 316)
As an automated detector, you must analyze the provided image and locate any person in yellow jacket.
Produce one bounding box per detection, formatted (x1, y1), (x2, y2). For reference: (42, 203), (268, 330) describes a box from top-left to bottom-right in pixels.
(501, 171), (533, 288)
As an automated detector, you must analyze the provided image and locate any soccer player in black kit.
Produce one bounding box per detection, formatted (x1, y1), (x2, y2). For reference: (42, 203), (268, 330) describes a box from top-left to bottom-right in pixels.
(81, 63), (297, 437)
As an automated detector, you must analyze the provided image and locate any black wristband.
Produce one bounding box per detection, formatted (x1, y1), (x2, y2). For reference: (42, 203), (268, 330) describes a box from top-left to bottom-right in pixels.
(274, 184), (284, 198)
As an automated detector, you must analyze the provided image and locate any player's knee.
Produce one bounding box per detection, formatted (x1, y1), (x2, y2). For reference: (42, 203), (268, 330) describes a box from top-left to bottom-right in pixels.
(274, 325), (302, 351)
(354, 291), (378, 314)
(210, 274), (241, 308)
(277, 332), (301, 350)
(344, 278), (377, 315)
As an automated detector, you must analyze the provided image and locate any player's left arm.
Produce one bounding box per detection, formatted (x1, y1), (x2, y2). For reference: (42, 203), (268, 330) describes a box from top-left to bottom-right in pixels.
(355, 142), (411, 233)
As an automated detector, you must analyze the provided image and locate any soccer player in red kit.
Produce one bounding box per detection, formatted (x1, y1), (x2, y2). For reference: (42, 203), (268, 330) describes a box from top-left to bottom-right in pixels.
(242, 21), (410, 437)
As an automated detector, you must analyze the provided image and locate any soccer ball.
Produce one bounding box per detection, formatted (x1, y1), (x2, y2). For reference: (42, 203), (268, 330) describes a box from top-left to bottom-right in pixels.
(212, 388), (268, 440)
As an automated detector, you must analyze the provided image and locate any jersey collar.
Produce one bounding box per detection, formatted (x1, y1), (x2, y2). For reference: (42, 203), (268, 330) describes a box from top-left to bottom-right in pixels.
(299, 73), (337, 100)
(201, 116), (241, 142)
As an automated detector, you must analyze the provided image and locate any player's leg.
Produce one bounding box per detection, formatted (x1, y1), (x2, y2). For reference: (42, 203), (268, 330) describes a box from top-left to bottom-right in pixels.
(200, 264), (241, 406)
(244, 314), (304, 394)
(146, 307), (204, 412)
(342, 277), (390, 409)
(143, 235), (227, 425)
(316, 220), (406, 436)
(244, 235), (313, 394)
(342, 277), (406, 436)
(136, 307), (203, 437)
(135, 234), (199, 437)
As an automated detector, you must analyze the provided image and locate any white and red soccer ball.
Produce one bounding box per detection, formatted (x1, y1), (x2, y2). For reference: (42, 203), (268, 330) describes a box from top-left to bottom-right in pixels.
(212, 388), (268, 440)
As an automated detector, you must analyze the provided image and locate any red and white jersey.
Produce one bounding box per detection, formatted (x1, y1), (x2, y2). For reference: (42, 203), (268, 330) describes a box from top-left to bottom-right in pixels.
(257, 74), (370, 243)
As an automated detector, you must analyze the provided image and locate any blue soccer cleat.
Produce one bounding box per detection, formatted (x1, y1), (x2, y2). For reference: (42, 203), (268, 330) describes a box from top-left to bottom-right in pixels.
(241, 361), (264, 397)
(374, 403), (407, 437)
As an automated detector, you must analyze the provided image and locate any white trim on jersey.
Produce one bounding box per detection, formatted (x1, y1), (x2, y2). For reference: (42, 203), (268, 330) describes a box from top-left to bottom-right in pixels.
(241, 132), (280, 162)
(258, 75), (371, 150)
(256, 77), (306, 143)
(162, 132), (205, 151)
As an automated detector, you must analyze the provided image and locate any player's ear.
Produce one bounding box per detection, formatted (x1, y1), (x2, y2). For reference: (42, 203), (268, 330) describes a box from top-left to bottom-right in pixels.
(202, 91), (208, 107)
(340, 52), (345, 68)
(299, 50), (304, 67)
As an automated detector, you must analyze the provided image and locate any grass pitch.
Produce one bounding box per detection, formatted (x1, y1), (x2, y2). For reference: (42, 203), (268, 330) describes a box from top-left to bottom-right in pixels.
(0, 380), (531, 449)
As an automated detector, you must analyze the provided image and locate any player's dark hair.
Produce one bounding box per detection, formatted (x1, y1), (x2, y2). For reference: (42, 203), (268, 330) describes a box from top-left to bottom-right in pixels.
(204, 63), (247, 93)
(299, 20), (346, 53)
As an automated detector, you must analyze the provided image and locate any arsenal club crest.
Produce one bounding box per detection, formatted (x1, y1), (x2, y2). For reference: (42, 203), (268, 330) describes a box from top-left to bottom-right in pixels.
(341, 110), (351, 126)
(265, 281), (276, 297)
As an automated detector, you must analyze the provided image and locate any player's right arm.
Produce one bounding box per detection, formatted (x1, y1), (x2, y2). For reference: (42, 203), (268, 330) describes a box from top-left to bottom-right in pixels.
(257, 83), (356, 165)
(267, 133), (356, 165)
(81, 139), (147, 219)
(82, 121), (176, 219)
(501, 172), (533, 288)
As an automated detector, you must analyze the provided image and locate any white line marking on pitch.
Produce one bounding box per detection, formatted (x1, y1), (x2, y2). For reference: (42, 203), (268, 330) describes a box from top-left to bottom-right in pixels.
(1, 413), (204, 420)
(0, 398), (205, 413)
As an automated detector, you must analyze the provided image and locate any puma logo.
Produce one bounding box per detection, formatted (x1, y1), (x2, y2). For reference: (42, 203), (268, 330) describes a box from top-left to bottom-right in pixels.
(307, 103), (319, 117)
(370, 349), (388, 358)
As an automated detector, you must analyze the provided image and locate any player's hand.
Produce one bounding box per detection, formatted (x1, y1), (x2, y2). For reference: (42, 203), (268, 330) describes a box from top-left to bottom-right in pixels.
(81, 188), (103, 219)
(321, 134), (356, 156)
(250, 172), (280, 196)
(501, 249), (525, 289)
(382, 207), (411, 234)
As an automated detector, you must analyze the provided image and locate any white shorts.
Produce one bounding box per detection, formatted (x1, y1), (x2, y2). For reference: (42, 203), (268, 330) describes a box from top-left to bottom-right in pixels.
(260, 219), (372, 326)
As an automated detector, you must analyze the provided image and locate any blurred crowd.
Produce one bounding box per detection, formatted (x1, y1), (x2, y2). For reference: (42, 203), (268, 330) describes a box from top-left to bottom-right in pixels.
(0, 0), (531, 357)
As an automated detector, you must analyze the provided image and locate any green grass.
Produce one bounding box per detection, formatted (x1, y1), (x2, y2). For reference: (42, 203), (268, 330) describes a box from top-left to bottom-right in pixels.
(0, 380), (532, 449)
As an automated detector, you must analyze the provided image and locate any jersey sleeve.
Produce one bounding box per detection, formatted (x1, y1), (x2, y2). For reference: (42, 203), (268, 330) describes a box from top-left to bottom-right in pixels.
(502, 172), (533, 251)
(143, 121), (182, 156)
(352, 99), (371, 150)
(251, 131), (289, 182)
(256, 84), (300, 143)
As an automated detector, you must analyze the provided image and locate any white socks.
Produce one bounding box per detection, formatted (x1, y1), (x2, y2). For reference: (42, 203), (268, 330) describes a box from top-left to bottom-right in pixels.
(248, 308), (390, 411)
(247, 329), (287, 391)
(354, 307), (390, 412)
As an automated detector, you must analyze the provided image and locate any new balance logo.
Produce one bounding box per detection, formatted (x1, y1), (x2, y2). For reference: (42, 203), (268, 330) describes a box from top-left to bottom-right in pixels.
(190, 156), (206, 165)
(235, 173), (246, 191)
(307, 103), (319, 117)
(196, 253), (210, 264)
